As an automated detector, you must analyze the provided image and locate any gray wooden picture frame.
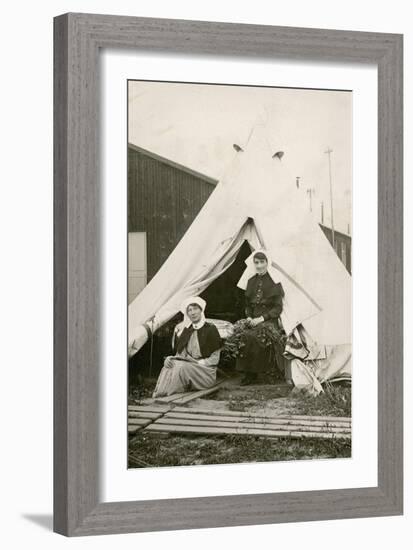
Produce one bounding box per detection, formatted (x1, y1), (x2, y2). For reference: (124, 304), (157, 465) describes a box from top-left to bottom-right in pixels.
(53, 12), (403, 537)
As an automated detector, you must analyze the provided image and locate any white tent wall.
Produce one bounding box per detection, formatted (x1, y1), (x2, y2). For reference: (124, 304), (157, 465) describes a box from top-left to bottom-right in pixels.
(128, 217), (261, 352)
(128, 124), (352, 371)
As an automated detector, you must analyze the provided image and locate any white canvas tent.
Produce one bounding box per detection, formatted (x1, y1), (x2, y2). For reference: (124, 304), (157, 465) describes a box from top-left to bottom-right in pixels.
(128, 124), (352, 387)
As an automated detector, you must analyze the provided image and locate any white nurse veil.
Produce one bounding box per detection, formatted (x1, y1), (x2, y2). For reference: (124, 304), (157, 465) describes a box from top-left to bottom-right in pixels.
(237, 248), (281, 290)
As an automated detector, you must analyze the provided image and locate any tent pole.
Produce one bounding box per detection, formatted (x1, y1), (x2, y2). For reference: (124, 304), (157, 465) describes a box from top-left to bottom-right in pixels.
(148, 319), (154, 379)
(324, 147), (335, 249)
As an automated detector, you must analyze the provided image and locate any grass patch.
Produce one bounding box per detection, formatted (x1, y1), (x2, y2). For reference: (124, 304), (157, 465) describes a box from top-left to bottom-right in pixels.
(291, 383), (351, 417)
(213, 385), (292, 412)
(128, 431), (351, 468)
(128, 379), (157, 405)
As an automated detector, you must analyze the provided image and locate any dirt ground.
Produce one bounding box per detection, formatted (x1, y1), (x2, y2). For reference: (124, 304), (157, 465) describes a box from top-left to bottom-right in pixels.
(207, 375), (351, 416)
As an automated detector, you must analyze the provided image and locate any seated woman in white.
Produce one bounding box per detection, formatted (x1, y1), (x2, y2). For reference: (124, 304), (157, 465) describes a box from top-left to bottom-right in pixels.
(152, 297), (222, 398)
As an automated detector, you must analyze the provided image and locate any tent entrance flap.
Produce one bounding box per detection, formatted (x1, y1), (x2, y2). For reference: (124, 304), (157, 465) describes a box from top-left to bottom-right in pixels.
(200, 240), (252, 322)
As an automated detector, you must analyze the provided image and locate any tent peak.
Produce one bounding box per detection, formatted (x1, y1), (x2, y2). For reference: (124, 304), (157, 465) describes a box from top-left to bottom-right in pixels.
(242, 122), (282, 159)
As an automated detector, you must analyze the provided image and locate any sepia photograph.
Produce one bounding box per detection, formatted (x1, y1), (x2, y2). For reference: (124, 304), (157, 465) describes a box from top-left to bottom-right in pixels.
(127, 80), (352, 468)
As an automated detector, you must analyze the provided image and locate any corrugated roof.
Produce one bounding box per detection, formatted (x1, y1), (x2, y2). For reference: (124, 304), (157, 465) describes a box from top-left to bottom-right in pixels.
(128, 143), (218, 186)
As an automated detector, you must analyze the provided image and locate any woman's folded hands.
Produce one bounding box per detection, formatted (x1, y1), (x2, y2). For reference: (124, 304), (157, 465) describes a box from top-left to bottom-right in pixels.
(246, 316), (265, 328)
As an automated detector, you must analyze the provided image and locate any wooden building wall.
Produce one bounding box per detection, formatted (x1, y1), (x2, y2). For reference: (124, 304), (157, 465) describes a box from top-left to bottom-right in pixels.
(128, 144), (217, 281)
(319, 224), (352, 274)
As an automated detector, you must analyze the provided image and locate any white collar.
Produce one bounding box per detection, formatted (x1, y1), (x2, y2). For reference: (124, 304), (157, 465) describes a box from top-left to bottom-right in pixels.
(192, 318), (206, 330)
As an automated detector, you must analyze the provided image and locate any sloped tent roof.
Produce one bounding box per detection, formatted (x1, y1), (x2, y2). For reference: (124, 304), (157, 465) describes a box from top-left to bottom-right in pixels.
(128, 124), (352, 360)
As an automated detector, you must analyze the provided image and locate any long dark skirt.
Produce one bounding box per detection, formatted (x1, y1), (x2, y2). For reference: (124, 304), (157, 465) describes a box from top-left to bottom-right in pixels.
(235, 321), (288, 376)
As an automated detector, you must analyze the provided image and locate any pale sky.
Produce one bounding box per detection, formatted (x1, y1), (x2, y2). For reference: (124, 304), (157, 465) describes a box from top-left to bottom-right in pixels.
(128, 81), (352, 235)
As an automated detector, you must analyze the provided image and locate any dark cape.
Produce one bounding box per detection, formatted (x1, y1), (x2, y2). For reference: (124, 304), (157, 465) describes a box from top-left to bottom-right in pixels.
(244, 272), (284, 321)
(236, 273), (287, 376)
(174, 322), (222, 358)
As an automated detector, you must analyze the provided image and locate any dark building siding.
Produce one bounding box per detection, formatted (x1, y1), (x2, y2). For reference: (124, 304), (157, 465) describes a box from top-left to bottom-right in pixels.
(128, 145), (217, 281)
(319, 224), (352, 274)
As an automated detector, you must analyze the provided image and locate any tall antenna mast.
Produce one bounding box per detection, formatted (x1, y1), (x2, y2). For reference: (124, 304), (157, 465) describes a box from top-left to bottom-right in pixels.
(324, 147), (335, 248)
(306, 188), (315, 212)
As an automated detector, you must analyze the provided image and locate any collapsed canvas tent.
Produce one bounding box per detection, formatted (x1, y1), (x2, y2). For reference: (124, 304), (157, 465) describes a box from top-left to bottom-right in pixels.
(128, 123), (352, 390)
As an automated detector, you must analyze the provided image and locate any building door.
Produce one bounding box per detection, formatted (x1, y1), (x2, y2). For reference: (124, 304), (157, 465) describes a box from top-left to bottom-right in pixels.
(128, 232), (147, 304)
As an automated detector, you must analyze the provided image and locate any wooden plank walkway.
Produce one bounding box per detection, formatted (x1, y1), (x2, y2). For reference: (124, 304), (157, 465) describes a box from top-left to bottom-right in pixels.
(154, 381), (225, 405)
(127, 408), (165, 435)
(128, 403), (351, 439)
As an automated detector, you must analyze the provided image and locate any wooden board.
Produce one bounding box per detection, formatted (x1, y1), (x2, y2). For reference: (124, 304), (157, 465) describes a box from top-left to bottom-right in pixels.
(154, 418), (350, 435)
(153, 382), (225, 406)
(157, 415), (351, 433)
(127, 404), (351, 439)
(129, 417), (161, 426)
(154, 392), (188, 404)
(170, 406), (351, 424)
(128, 411), (165, 419)
(145, 423), (351, 440)
(128, 404), (170, 413)
(164, 411), (351, 429)
(128, 407), (166, 434)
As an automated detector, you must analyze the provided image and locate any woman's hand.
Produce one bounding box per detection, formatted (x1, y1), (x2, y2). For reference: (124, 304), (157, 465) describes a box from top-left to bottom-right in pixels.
(250, 316), (265, 327)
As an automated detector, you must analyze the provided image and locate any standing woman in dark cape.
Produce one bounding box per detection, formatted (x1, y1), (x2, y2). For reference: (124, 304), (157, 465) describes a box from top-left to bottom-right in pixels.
(236, 249), (287, 385)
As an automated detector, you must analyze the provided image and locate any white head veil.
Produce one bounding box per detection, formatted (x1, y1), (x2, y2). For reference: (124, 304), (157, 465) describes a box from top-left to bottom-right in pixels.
(180, 296), (207, 329)
(237, 248), (281, 290)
